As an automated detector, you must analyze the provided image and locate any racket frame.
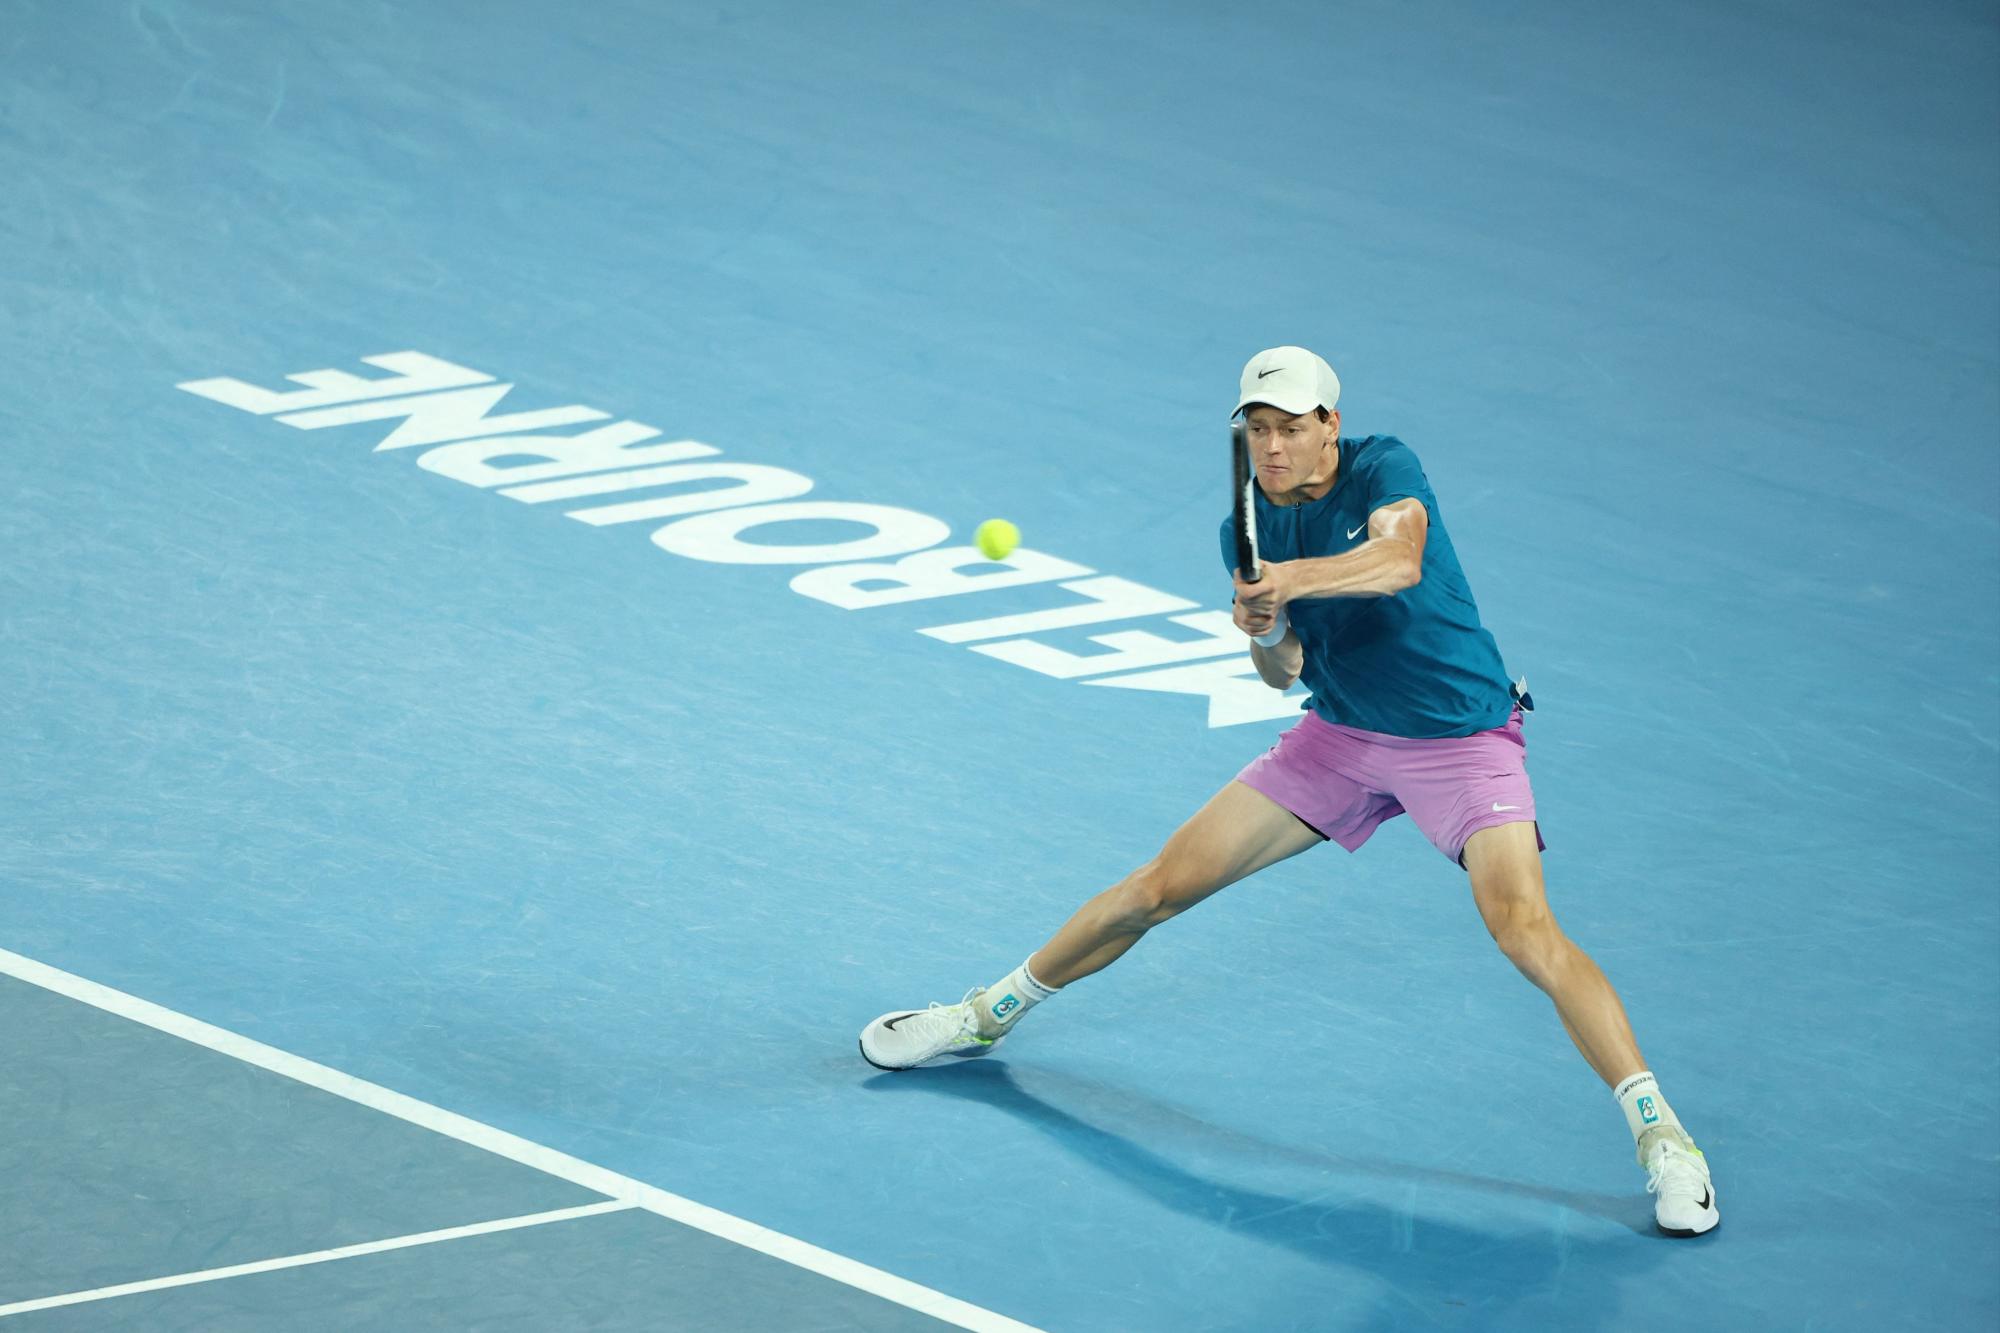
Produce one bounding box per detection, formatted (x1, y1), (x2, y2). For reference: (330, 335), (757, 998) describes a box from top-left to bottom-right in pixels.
(1231, 420), (1262, 583)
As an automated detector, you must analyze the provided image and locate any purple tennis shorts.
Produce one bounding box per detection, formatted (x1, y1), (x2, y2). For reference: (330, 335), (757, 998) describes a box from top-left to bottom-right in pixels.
(1236, 707), (1544, 865)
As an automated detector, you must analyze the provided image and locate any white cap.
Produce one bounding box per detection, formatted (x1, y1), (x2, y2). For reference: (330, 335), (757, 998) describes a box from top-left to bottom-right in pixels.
(1234, 346), (1341, 417)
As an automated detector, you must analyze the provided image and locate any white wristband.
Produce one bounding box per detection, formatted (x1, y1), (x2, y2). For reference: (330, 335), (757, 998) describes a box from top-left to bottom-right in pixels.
(1250, 608), (1289, 648)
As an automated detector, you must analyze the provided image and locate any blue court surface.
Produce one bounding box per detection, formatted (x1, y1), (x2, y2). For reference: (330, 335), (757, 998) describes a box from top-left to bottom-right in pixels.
(3, 2), (1996, 1329)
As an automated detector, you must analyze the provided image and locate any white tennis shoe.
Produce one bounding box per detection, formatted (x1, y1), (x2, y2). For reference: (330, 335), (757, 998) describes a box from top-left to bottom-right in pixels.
(1643, 1128), (1719, 1237)
(859, 988), (1004, 1070)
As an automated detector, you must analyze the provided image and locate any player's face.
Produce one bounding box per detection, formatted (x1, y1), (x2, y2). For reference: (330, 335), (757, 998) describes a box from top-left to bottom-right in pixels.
(1244, 405), (1340, 497)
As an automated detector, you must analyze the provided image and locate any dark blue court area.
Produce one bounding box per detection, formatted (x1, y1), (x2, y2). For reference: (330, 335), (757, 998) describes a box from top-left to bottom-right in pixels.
(3, 2), (1995, 1329)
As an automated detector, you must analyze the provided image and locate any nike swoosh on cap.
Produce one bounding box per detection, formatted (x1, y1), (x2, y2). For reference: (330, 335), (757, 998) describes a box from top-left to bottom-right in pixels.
(1256, 367), (1284, 378)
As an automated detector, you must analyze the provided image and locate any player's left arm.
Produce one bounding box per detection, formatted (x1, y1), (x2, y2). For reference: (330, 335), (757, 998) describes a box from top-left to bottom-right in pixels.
(1262, 498), (1428, 607)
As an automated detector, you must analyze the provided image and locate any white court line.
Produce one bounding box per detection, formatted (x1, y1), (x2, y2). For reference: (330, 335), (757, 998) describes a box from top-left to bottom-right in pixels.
(0, 947), (1045, 1333)
(0, 1201), (634, 1319)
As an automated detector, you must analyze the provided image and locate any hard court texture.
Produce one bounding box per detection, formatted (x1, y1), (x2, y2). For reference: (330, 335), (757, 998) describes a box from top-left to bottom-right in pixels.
(1, 2), (1995, 1329)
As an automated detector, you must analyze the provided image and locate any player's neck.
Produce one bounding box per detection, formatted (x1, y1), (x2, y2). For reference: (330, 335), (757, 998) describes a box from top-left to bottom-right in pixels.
(1270, 441), (1340, 507)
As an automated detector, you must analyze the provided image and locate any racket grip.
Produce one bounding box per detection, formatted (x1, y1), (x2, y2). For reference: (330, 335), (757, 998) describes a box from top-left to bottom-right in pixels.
(1250, 609), (1289, 648)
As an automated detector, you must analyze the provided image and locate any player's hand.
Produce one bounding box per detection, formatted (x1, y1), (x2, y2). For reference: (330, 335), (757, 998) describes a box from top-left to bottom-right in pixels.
(1232, 563), (1290, 637)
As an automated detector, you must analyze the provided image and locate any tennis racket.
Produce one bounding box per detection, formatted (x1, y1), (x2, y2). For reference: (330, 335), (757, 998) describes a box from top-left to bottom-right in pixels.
(1231, 421), (1288, 646)
(1231, 420), (1261, 582)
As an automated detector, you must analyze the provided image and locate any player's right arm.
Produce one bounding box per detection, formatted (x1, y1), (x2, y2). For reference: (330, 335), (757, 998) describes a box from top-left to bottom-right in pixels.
(1249, 633), (1302, 689)
(1233, 570), (1302, 689)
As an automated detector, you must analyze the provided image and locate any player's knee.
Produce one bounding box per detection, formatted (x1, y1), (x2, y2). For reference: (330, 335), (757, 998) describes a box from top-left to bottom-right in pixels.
(1487, 901), (1563, 977)
(1114, 858), (1194, 931)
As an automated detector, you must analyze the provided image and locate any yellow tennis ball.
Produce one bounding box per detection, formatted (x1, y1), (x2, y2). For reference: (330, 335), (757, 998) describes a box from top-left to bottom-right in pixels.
(975, 518), (1020, 560)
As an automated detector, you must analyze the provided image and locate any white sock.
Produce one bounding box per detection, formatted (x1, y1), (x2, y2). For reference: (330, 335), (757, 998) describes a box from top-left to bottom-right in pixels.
(1614, 1070), (1689, 1149)
(976, 958), (1059, 1036)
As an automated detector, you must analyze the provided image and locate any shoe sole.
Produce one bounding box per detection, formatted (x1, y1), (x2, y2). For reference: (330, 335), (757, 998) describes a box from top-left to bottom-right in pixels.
(1657, 1213), (1720, 1238)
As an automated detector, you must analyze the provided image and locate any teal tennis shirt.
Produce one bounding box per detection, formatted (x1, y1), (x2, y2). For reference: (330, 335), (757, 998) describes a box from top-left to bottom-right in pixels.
(1218, 435), (1514, 739)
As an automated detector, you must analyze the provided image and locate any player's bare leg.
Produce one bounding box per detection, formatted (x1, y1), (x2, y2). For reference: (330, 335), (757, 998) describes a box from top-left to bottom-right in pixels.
(1461, 821), (1719, 1235)
(858, 781), (1318, 1071)
(1460, 821), (1643, 1085)
(1029, 780), (1324, 988)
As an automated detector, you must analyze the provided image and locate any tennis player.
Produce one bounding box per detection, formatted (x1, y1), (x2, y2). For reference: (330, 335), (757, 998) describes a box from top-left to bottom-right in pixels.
(859, 347), (1719, 1237)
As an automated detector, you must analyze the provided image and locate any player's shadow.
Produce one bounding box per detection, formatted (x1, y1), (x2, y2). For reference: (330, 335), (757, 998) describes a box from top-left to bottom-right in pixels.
(862, 1060), (1670, 1319)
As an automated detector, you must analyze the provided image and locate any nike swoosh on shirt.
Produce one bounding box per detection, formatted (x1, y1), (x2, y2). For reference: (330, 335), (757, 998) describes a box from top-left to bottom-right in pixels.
(1491, 803), (1520, 812)
(1347, 524), (1366, 539)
